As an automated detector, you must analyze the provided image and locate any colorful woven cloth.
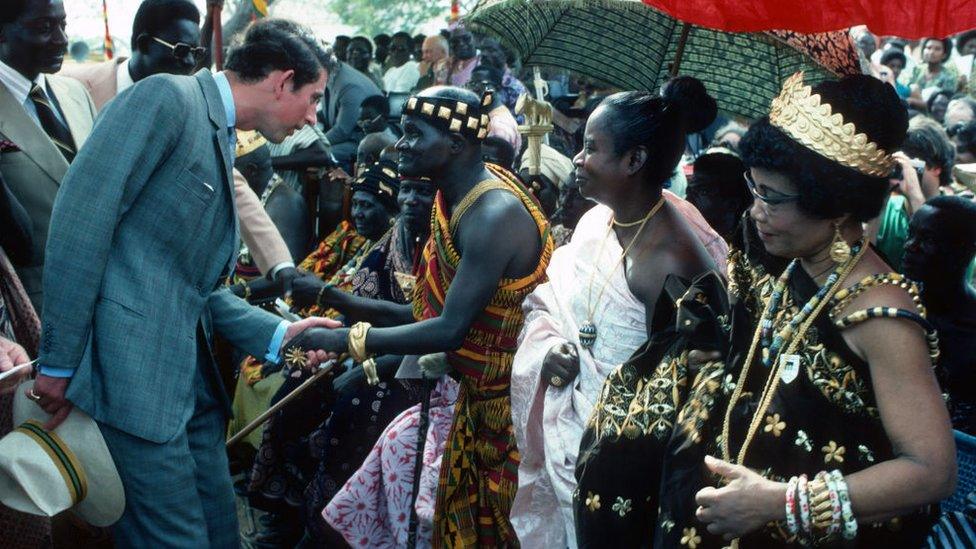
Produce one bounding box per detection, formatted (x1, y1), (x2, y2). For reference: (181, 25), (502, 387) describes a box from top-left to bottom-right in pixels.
(412, 165), (553, 548)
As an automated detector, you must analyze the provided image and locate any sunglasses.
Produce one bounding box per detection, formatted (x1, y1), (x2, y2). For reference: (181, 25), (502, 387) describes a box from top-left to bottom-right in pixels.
(743, 171), (800, 208)
(152, 36), (206, 61)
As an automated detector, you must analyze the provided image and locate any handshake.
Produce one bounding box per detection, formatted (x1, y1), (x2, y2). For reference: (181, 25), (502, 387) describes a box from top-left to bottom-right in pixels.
(280, 316), (350, 370)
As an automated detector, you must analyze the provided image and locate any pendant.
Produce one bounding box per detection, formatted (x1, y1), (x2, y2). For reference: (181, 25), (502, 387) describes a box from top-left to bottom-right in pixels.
(579, 321), (597, 349)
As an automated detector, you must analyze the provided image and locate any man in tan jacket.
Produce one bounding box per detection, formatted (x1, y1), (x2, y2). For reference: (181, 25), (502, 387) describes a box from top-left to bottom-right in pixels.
(61, 0), (299, 283)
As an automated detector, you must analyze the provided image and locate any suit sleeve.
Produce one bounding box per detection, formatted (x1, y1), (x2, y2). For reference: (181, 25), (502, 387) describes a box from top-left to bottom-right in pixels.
(324, 82), (366, 146)
(206, 287), (284, 359)
(233, 168), (293, 274)
(38, 79), (183, 372)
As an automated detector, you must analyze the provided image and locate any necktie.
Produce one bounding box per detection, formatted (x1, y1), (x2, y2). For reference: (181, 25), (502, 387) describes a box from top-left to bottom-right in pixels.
(29, 83), (76, 163)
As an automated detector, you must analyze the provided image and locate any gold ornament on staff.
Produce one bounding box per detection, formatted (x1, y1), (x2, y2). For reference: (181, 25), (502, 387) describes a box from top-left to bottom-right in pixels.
(285, 346), (309, 369)
(515, 92), (554, 177)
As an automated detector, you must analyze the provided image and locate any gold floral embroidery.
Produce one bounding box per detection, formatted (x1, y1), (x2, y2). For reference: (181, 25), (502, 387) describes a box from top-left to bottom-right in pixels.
(612, 496), (632, 517)
(681, 526), (703, 548)
(764, 413), (786, 437)
(858, 444), (875, 463)
(822, 440), (846, 463)
(585, 492), (601, 511)
(675, 361), (725, 444)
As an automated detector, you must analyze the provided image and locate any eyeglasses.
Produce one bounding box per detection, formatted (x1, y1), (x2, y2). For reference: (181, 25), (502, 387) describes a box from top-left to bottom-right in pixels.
(947, 123), (965, 138)
(743, 171), (800, 210)
(151, 36), (206, 61)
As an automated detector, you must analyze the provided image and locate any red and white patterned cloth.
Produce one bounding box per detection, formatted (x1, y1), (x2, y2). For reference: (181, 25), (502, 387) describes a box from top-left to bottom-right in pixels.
(323, 377), (460, 548)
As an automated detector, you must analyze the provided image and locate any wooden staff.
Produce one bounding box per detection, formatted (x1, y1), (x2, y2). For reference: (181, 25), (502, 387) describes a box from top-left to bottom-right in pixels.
(406, 376), (434, 549)
(226, 354), (345, 447)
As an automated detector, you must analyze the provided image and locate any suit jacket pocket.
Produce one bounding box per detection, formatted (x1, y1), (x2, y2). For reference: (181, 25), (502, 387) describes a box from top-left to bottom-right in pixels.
(177, 168), (217, 204)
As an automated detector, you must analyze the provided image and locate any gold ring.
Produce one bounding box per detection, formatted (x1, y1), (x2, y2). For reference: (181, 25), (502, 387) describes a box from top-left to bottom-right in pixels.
(27, 389), (42, 402)
(550, 375), (564, 387)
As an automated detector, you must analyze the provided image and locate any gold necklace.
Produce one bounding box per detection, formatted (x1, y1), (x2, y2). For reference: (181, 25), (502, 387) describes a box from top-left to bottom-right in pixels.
(579, 196), (666, 349)
(720, 243), (867, 464)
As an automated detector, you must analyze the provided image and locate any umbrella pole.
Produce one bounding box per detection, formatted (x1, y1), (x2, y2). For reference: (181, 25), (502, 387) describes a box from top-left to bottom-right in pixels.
(670, 23), (692, 77)
(406, 376), (434, 549)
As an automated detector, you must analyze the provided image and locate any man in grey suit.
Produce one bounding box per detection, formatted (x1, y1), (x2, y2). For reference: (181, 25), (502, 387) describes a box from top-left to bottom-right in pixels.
(0, 0), (97, 312)
(321, 58), (381, 168)
(31, 19), (334, 548)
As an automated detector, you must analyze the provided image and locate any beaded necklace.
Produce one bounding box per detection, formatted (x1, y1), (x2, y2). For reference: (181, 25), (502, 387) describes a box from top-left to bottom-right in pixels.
(721, 241), (868, 464)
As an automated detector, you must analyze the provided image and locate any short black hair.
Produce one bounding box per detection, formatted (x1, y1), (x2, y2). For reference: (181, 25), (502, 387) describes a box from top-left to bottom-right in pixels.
(926, 89), (953, 114)
(471, 64), (503, 87)
(225, 18), (324, 90)
(373, 33), (391, 45)
(483, 136), (516, 169)
(923, 195), (976, 247)
(130, 0), (201, 50)
(958, 30), (976, 54)
(955, 121), (976, 157)
(1, 0), (27, 25)
(739, 75), (908, 222)
(880, 48), (907, 67)
(597, 75), (716, 188)
(392, 31), (412, 43)
(903, 117), (955, 186)
(360, 94), (390, 118)
(349, 35), (373, 55)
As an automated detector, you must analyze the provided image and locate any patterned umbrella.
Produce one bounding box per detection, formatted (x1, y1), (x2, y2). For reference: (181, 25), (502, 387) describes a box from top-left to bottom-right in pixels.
(466, 0), (861, 119)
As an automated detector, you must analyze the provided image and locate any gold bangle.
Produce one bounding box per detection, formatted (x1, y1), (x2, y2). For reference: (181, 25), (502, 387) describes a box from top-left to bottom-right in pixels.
(347, 321), (372, 363)
(362, 357), (380, 386)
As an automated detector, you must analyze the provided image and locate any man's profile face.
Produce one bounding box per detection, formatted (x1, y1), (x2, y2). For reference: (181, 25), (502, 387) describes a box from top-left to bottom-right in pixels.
(449, 29), (476, 60)
(421, 37), (446, 64)
(0, 0), (68, 77)
(142, 18), (201, 77)
(351, 189), (393, 240)
(396, 114), (451, 179)
(262, 69), (327, 143)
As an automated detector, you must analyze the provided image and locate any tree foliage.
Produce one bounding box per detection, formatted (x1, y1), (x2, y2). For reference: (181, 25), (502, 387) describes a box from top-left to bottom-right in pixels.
(328, 0), (448, 36)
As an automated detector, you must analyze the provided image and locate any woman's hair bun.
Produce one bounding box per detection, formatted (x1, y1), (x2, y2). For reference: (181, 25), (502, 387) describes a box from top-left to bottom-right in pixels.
(661, 75), (718, 134)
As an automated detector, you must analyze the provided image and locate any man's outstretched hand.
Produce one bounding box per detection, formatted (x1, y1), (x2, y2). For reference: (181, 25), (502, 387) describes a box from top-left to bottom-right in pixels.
(282, 317), (345, 369)
(0, 337), (31, 394)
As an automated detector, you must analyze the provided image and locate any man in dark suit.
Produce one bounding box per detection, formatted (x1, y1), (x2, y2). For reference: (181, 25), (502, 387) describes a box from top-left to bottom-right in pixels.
(320, 57), (381, 168)
(0, 0), (97, 311)
(32, 19), (333, 548)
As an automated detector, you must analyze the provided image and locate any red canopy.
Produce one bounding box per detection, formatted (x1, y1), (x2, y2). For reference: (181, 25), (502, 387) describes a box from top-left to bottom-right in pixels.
(641, 0), (976, 39)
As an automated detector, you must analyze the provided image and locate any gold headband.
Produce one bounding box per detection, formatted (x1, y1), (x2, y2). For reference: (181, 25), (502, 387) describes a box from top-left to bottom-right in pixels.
(235, 130), (267, 158)
(403, 92), (493, 141)
(769, 72), (895, 178)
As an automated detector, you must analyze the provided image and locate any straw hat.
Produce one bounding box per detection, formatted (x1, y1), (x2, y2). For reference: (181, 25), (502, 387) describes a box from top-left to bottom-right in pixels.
(0, 380), (124, 526)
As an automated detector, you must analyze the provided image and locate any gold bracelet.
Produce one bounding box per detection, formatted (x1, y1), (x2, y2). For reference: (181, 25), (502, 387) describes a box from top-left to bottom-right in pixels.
(347, 321), (372, 363)
(362, 357), (380, 386)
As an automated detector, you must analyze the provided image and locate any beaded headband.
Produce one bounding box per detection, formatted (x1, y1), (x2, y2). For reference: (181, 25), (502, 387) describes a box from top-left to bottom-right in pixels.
(235, 130), (267, 158)
(769, 72), (895, 178)
(402, 91), (493, 141)
(351, 160), (399, 209)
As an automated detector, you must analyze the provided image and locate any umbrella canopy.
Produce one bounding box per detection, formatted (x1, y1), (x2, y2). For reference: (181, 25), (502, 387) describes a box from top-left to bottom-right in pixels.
(642, 0), (976, 40)
(466, 0), (860, 119)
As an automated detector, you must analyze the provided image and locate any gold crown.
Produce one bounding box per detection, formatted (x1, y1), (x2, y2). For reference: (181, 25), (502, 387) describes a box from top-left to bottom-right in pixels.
(235, 130), (267, 158)
(769, 72), (895, 178)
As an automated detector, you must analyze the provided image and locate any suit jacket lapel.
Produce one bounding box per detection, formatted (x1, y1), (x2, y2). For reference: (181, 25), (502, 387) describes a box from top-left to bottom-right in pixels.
(48, 76), (93, 149)
(0, 83), (67, 185)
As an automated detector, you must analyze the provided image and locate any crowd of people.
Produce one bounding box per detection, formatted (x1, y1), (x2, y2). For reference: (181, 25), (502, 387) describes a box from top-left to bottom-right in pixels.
(1, 0), (976, 548)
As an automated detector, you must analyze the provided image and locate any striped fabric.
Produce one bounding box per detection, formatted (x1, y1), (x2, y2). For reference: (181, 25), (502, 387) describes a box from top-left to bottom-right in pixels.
(15, 420), (88, 505)
(467, 0), (850, 120)
(413, 164), (553, 548)
(28, 83), (76, 163)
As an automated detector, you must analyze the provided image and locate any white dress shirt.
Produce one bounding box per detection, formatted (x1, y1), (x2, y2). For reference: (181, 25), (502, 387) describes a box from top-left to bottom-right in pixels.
(383, 60), (421, 93)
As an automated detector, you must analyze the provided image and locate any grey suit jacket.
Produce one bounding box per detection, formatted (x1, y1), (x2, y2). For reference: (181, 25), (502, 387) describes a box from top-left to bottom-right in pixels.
(39, 70), (282, 443)
(0, 74), (96, 311)
(322, 62), (381, 162)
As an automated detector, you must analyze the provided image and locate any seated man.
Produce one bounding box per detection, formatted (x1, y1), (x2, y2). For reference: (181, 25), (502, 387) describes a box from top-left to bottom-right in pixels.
(358, 94), (400, 142)
(903, 196), (976, 434)
(482, 135), (516, 170)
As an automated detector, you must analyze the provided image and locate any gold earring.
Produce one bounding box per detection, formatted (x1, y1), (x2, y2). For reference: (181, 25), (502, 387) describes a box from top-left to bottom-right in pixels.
(829, 223), (851, 264)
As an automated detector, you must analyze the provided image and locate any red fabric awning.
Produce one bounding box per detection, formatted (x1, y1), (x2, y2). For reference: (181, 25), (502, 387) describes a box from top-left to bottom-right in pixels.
(641, 0), (976, 39)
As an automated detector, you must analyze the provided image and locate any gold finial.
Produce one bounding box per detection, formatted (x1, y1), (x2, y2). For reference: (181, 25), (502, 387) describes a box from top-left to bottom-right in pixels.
(769, 72), (895, 178)
(285, 346), (308, 369)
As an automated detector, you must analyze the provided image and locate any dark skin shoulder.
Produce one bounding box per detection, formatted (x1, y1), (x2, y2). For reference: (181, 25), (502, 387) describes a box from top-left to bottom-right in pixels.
(623, 203), (716, 336)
